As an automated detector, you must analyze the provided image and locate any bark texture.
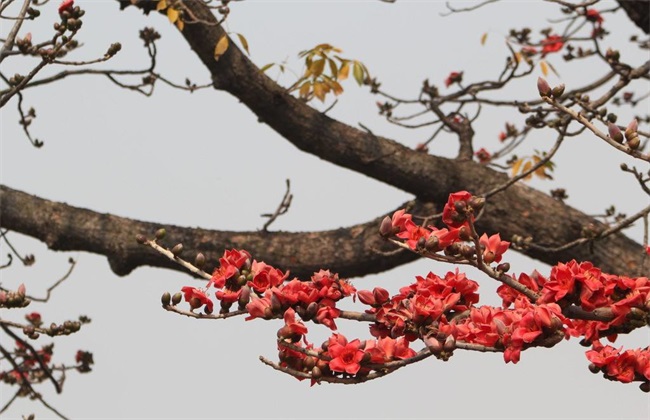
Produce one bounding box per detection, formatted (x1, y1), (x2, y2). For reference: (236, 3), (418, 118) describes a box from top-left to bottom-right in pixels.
(0, 1), (646, 280)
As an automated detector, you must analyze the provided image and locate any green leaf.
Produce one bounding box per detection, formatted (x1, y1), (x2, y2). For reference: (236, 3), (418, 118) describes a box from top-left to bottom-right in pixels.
(353, 61), (364, 85)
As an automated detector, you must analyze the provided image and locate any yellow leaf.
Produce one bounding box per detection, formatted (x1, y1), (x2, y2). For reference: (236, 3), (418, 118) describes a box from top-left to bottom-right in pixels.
(167, 7), (179, 23)
(214, 35), (229, 61)
(338, 62), (350, 80)
(540, 60), (549, 77)
(299, 81), (311, 99)
(522, 160), (533, 180)
(511, 158), (523, 177)
(353, 61), (364, 85)
(331, 80), (343, 95)
(328, 58), (338, 79)
(236, 33), (250, 55)
(481, 33), (488, 46)
(514, 52), (522, 63)
(156, 0), (167, 11)
(176, 17), (184, 31)
(313, 82), (325, 102)
(310, 59), (325, 78)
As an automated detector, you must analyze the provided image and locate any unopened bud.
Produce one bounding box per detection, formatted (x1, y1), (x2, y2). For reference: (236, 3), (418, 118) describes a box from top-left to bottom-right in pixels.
(270, 293), (282, 314)
(625, 119), (638, 139)
(161, 292), (171, 306)
(311, 366), (322, 379)
(305, 301), (318, 320)
(155, 228), (166, 240)
(588, 363), (600, 374)
(537, 77), (551, 97)
(627, 135), (640, 150)
(424, 336), (442, 354)
(238, 286), (251, 309)
(135, 234), (147, 244)
(468, 196), (485, 213)
(171, 243), (183, 256)
(194, 253), (206, 268)
(105, 42), (121, 57)
(425, 234), (440, 252)
(496, 262), (510, 272)
(458, 226), (470, 241)
(303, 356), (316, 370)
(608, 123), (623, 143)
(551, 84), (565, 98)
(443, 335), (456, 352)
(640, 382), (650, 393)
(171, 292), (182, 305)
(379, 216), (393, 237)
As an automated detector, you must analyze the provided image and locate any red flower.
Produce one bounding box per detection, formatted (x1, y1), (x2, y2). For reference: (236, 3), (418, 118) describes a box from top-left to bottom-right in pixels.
(475, 148), (491, 164)
(444, 71), (463, 88)
(277, 308), (308, 340)
(315, 299), (340, 330)
(248, 261), (289, 293)
(180, 286), (213, 313)
(58, 0), (74, 14)
(245, 294), (272, 320)
(585, 9), (603, 25)
(327, 335), (364, 375)
(442, 191), (473, 228)
(541, 35), (564, 55)
(479, 233), (510, 264)
(25, 312), (42, 326)
(498, 131), (507, 142)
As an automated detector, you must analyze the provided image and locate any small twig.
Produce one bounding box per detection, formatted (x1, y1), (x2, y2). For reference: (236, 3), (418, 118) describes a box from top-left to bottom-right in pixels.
(0, 229), (34, 265)
(27, 258), (76, 303)
(261, 179), (293, 232)
(142, 239), (211, 280)
(162, 304), (246, 320)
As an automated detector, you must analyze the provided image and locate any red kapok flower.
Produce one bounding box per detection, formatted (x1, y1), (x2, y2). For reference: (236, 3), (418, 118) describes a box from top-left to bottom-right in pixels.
(58, 0), (74, 14)
(498, 131), (507, 142)
(479, 233), (510, 264)
(442, 191), (474, 228)
(327, 335), (364, 375)
(444, 71), (463, 88)
(180, 286), (213, 313)
(585, 9), (603, 25)
(541, 35), (564, 55)
(475, 148), (491, 164)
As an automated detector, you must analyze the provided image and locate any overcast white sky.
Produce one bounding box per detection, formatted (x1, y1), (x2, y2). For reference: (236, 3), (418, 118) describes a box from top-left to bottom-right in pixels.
(1, 1), (649, 418)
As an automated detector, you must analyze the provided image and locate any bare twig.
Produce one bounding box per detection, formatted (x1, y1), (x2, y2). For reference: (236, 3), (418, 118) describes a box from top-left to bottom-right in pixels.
(261, 179), (293, 232)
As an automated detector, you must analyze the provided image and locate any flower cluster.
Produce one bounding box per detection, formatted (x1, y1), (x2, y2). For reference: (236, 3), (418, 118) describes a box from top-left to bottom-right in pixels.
(587, 341), (649, 385)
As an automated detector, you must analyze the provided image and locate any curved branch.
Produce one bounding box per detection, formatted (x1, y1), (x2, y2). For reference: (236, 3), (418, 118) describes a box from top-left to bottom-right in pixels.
(0, 185), (428, 279)
(114, 0), (645, 276)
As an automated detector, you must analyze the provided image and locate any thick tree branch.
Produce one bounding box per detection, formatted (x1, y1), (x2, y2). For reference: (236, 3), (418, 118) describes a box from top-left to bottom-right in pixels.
(115, 0), (645, 275)
(615, 0), (649, 34)
(0, 185), (428, 278)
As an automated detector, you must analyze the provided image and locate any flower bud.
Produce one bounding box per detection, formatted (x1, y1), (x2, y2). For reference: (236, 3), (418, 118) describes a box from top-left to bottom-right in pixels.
(443, 335), (456, 352)
(627, 135), (640, 150)
(608, 123), (623, 143)
(305, 302), (318, 320)
(171, 243), (183, 256)
(379, 216), (393, 238)
(640, 382), (650, 393)
(303, 356), (316, 370)
(135, 234), (147, 244)
(468, 196), (485, 213)
(537, 77), (551, 97)
(588, 363), (600, 374)
(238, 286), (251, 309)
(551, 84), (565, 98)
(625, 119), (638, 139)
(424, 336), (442, 354)
(155, 228), (166, 240)
(194, 253), (205, 268)
(311, 366), (322, 380)
(161, 292), (171, 306)
(496, 262), (510, 272)
(270, 293), (282, 314)
(189, 297), (202, 310)
(171, 292), (182, 305)
(425, 234), (440, 252)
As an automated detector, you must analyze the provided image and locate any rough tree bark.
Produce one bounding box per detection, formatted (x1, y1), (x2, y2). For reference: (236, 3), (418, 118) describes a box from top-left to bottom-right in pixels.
(0, 0), (646, 279)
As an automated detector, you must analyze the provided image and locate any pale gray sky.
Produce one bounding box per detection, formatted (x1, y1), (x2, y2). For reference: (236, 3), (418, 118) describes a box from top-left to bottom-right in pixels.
(1, 1), (648, 418)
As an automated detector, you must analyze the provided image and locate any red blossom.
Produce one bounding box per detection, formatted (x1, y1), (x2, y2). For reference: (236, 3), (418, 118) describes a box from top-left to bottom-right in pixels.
(248, 260), (289, 293)
(585, 9), (603, 25)
(315, 299), (340, 330)
(498, 131), (507, 142)
(541, 35), (564, 55)
(180, 286), (213, 313)
(475, 148), (491, 164)
(442, 191), (474, 228)
(245, 294), (272, 320)
(58, 0), (74, 14)
(327, 335), (364, 375)
(444, 71), (463, 88)
(479, 233), (510, 264)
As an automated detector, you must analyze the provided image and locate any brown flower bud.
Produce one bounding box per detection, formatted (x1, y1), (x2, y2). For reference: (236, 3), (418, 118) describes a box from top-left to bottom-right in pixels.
(424, 336), (442, 354)
(161, 292), (171, 306)
(551, 84), (565, 98)
(171, 292), (182, 306)
(627, 135), (640, 150)
(171, 243), (183, 256)
(135, 234), (147, 244)
(155, 228), (166, 240)
(624, 119), (638, 141)
(608, 123), (624, 143)
(194, 253), (206, 268)
(537, 77), (551, 97)
(379, 216), (393, 238)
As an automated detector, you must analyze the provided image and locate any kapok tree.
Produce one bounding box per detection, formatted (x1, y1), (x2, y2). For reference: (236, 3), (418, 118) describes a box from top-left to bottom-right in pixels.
(0, 0), (649, 416)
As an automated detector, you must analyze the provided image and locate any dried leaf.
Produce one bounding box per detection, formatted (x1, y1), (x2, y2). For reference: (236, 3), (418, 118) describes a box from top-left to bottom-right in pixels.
(236, 33), (250, 55)
(167, 7), (179, 23)
(522, 160), (533, 180)
(328, 58), (338, 79)
(260, 63), (274, 72)
(156, 0), (167, 11)
(214, 35), (229, 61)
(299, 81), (311, 99)
(540, 60), (549, 77)
(481, 32), (488, 46)
(313, 82), (325, 102)
(310, 59), (325, 78)
(176, 17), (184, 31)
(353, 61), (364, 85)
(511, 158), (523, 177)
(338, 61), (350, 80)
